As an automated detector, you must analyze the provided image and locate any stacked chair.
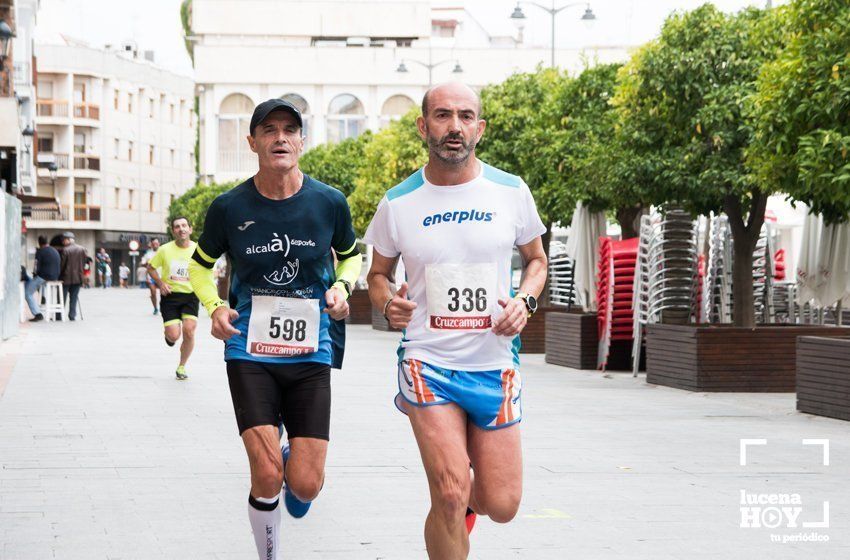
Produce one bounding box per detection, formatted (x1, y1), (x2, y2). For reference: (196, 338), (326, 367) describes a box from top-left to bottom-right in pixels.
(703, 215), (734, 324)
(548, 240), (578, 308)
(596, 237), (639, 370)
(631, 210), (701, 375)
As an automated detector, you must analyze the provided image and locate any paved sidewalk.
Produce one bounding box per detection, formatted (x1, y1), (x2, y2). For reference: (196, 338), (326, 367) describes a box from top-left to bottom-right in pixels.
(1, 289), (848, 559)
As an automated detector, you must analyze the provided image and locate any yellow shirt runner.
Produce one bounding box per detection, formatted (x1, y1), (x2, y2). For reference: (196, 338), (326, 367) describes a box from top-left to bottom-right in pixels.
(149, 240), (197, 294)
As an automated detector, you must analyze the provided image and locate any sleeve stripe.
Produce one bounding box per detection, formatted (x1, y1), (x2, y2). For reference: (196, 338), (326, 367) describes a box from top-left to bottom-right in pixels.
(192, 248), (216, 269)
(335, 240), (359, 257)
(196, 245), (218, 263)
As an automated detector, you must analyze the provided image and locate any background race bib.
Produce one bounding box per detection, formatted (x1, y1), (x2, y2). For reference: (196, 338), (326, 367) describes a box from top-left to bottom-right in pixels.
(247, 296), (320, 357)
(169, 260), (189, 282)
(425, 263), (497, 332)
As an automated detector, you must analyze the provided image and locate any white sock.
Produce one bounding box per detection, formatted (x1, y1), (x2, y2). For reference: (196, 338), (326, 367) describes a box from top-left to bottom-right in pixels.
(248, 494), (280, 560)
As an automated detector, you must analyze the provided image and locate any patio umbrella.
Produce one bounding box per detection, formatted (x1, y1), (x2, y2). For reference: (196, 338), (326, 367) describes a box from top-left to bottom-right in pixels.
(816, 222), (850, 310)
(796, 211), (824, 305)
(565, 201), (607, 311)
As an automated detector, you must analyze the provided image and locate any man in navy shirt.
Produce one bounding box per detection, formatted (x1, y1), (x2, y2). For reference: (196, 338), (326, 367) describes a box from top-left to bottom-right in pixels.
(25, 235), (61, 321)
(189, 99), (361, 560)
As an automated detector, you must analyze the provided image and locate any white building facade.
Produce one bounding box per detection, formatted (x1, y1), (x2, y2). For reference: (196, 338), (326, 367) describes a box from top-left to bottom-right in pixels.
(190, 0), (630, 184)
(26, 40), (196, 267)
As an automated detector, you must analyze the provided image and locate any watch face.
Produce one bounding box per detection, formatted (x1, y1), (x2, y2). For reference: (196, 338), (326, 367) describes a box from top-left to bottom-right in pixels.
(526, 294), (538, 311)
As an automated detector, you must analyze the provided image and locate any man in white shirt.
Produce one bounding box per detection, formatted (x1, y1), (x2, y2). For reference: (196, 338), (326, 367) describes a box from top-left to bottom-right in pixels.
(364, 82), (548, 559)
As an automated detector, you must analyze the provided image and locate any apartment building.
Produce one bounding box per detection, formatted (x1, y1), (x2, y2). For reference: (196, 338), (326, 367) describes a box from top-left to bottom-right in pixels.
(25, 39), (195, 266)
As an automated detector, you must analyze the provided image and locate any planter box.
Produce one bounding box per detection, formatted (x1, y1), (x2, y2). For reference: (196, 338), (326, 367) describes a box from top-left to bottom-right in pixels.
(371, 306), (400, 332)
(646, 324), (849, 392)
(345, 290), (372, 325)
(518, 306), (556, 354)
(545, 311), (598, 369)
(797, 336), (850, 421)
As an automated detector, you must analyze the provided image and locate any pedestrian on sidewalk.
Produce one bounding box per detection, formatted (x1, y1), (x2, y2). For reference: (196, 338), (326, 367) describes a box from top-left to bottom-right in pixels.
(24, 235), (61, 321)
(104, 262), (113, 288)
(188, 98), (361, 560)
(364, 82), (547, 559)
(59, 232), (89, 321)
(118, 263), (130, 288)
(146, 217), (199, 381)
(96, 248), (111, 288)
(141, 239), (161, 314)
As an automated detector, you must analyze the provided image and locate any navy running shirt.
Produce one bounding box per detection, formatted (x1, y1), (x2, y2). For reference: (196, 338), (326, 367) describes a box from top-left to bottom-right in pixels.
(197, 175), (357, 368)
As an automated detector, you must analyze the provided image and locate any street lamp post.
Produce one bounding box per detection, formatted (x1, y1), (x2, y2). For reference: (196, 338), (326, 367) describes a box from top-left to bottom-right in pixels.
(396, 47), (463, 87)
(510, 1), (596, 68)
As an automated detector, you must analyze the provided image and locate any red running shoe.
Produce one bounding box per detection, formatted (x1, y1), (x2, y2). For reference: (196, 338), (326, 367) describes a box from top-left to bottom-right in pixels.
(465, 507), (477, 534)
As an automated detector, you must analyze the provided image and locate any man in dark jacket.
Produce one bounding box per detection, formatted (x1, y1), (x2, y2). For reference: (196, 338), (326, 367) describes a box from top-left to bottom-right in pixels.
(25, 235), (61, 321)
(59, 232), (88, 321)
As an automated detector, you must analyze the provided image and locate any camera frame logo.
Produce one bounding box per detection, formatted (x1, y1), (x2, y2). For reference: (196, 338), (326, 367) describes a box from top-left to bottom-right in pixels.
(738, 438), (830, 544)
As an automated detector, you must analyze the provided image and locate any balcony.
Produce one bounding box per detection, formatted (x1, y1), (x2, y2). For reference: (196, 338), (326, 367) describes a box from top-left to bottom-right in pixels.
(73, 205), (102, 222)
(73, 154), (101, 171)
(217, 150), (256, 174)
(36, 99), (69, 118)
(25, 205), (69, 221)
(37, 153), (70, 171)
(74, 103), (100, 121)
(13, 61), (31, 88)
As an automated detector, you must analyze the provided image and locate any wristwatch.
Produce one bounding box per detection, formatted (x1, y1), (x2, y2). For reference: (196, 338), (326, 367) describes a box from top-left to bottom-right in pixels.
(334, 279), (353, 297)
(515, 292), (538, 317)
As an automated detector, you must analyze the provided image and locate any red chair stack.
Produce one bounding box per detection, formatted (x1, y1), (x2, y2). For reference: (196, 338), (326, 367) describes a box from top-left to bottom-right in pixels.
(596, 237), (639, 369)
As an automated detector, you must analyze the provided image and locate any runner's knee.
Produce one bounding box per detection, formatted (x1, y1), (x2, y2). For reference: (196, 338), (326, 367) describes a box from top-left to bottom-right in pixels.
(287, 470), (324, 502)
(480, 492), (520, 523)
(182, 322), (196, 338)
(251, 459), (284, 496)
(432, 468), (471, 521)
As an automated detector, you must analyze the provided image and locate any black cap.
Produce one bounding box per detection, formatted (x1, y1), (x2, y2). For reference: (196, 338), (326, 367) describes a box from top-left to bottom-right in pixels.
(63, 231), (75, 239)
(249, 99), (303, 136)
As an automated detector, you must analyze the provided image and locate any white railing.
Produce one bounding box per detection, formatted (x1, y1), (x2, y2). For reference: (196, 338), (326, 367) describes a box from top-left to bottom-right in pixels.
(217, 150), (256, 173)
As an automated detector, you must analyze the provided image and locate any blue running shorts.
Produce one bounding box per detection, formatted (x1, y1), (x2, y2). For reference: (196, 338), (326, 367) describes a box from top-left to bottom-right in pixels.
(395, 359), (522, 430)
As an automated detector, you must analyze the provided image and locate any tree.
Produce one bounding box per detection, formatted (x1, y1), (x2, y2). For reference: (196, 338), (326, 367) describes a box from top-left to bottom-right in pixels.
(300, 132), (372, 197)
(611, 4), (786, 327)
(543, 62), (653, 239)
(347, 110), (428, 236)
(167, 181), (236, 241)
(750, 0), (850, 224)
(477, 67), (569, 252)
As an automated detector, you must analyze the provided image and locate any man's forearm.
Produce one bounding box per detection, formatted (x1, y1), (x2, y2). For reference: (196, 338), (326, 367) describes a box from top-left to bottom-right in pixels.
(367, 271), (394, 311)
(146, 266), (164, 288)
(518, 256), (548, 298)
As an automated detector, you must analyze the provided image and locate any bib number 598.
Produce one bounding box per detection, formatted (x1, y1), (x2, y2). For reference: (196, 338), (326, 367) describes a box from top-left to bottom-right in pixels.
(447, 287), (487, 313)
(269, 317), (307, 342)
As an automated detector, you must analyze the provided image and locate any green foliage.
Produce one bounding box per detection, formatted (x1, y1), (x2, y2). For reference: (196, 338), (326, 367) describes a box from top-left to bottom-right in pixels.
(611, 5), (784, 215)
(300, 131), (373, 197)
(348, 110), (428, 236)
(167, 181), (237, 241)
(750, 0), (850, 223)
(180, 0), (193, 62)
(477, 67), (568, 227)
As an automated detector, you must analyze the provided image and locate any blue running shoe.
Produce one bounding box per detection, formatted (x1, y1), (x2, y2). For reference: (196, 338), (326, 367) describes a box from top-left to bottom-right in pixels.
(281, 443), (312, 518)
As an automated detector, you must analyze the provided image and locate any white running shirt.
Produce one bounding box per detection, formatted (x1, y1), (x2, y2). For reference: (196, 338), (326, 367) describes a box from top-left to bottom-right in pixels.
(364, 161), (546, 371)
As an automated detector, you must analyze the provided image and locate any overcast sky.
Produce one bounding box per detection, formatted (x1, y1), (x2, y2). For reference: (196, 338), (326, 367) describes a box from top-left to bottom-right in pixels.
(35, 0), (786, 78)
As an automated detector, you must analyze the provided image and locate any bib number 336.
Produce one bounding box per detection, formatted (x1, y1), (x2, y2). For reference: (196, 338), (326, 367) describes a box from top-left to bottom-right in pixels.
(426, 263), (497, 332)
(247, 296), (320, 357)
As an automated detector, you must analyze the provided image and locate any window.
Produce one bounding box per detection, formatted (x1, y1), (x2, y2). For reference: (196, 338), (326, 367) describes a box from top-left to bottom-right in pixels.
(380, 94), (415, 128)
(128, 188), (134, 210)
(170, 148), (175, 167)
(74, 133), (85, 154)
(170, 194), (175, 207)
(326, 94), (366, 143)
(149, 192), (156, 212)
(148, 98), (155, 118)
(149, 145), (155, 165)
(38, 134), (54, 153)
(37, 80), (53, 99)
(280, 93), (310, 143)
(114, 139), (120, 159)
(217, 93), (254, 173)
(114, 89), (120, 110)
(128, 141), (134, 162)
(128, 93), (134, 113)
(114, 187), (120, 209)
